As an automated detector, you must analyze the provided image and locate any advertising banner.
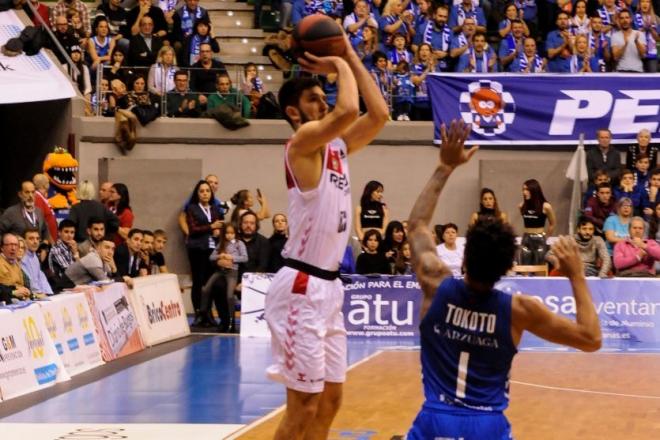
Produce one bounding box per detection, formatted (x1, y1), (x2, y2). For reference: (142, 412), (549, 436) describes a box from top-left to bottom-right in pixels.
(38, 293), (104, 377)
(0, 11), (77, 104)
(128, 274), (190, 346)
(0, 303), (70, 401)
(84, 284), (144, 361)
(427, 74), (660, 145)
(240, 273), (273, 338)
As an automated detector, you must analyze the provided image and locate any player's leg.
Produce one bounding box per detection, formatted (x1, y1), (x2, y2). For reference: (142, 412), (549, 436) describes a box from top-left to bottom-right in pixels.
(274, 388), (323, 440)
(302, 381), (342, 440)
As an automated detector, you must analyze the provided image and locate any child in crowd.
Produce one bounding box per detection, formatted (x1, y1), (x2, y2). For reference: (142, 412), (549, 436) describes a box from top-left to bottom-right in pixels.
(393, 60), (414, 121)
(633, 154), (651, 189)
(356, 230), (391, 274)
(370, 51), (394, 115)
(387, 33), (414, 68)
(614, 169), (643, 214)
(241, 62), (265, 116)
(582, 169), (610, 208)
(151, 229), (169, 274)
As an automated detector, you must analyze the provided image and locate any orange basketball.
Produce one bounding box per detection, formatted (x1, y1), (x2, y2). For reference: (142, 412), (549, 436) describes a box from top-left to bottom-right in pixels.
(292, 14), (346, 57)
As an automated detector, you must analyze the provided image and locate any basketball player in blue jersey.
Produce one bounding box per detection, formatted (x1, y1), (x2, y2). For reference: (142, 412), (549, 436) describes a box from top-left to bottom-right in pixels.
(406, 120), (602, 439)
(264, 36), (389, 440)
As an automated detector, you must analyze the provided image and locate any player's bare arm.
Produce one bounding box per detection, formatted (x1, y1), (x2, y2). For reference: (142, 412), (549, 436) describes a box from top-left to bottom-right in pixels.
(340, 36), (390, 155)
(512, 236), (602, 351)
(408, 120), (478, 317)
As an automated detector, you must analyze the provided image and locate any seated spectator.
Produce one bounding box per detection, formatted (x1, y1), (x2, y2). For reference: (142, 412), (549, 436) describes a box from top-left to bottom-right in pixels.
(598, 0), (620, 35)
(392, 60), (413, 120)
(230, 189), (270, 228)
(499, 19), (526, 72)
(379, 0), (415, 47)
(0, 233), (32, 303)
(344, 0), (379, 48)
(634, 153), (651, 189)
(94, 0), (130, 51)
(241, 63), (265, 116)
(604, 197), (634, 254)
(641, 168), (660, 218)
(22, 229), (53, 296)
(239, 211), (270, 276)
(108, 183), (134, 244)
(173, 0), (210, 44)
(48, 220), (80, 285)
(0, 181), (50, 242)
(413, 5), (451, 71)
(546, 217), (611, 277)
(469, 187), (508, 225)
(570, 34), (600, 72)
(611, 10), (647, 73)
(449, 17), (477, 60)
(411, 43), (438, 121)
(436, 223), (464, 276)
(510, 37), (546, 72)
(586, 129), (622, 185)
(613, 217), (660, 276)
(105, 47), (135, 87)
(207, 73), (251, 119)
(613, 169), (643, 214)
(127, 0), (168, 41)
(588, 16), (611, 71)
(50, 15), (81, 64)
(449, 0), (487, 33)
(546, 12), (572, 72)
(634, 0), (658, 73)
(78, 217), (107, 258)
(63, 237), (117, 286)
(568, 0), (590, 36)
(456, 31), (497, 72)
(138, 230), (154, 276)
(148, 45), (177, 96)
(128, 16), (164, 68)
(129, 75), (161, 125)
(67, 46), (92, 111)
(356, 230), (391, 274)
(182, 17), (219, 67)
(190, 43), (228, 95)
(150, 229), (169, 273)
(387, 33), (413, 68)
(381, 220), (406, 263)
(32, 173), (58, 242)
(499, 3), (529, 38)
(268, 213), (288, 273)
(51, 0), (91, 38)
(167, 70), (202, 117)
(412, 0), (432, 44)
(583, 169), (611, 207)
(88, 17), (116, 72)
(393, 240), (412, 274)
(68, 181), (119, 244)
(113, 228), (145, 280)
(583, 182), (616, 234)
(626, 128), (658, 171)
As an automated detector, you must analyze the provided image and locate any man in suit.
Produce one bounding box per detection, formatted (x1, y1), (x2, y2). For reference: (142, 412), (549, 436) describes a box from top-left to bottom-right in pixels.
(586, 129), (622, 186)
(113, 228), (144, 281)
(0, 181), (51, 242)
(128, 15), (163, 67)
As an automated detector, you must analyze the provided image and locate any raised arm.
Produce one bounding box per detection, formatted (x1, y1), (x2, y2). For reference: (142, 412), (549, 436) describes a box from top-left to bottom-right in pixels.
(408, 120), (477, 318)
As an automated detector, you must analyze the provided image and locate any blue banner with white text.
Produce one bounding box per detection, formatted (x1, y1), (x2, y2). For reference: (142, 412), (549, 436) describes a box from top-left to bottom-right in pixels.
(427, 74), (660, 146)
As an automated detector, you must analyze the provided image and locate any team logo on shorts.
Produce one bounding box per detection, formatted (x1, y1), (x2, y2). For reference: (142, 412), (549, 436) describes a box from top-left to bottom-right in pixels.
(459, 80), (515, 136)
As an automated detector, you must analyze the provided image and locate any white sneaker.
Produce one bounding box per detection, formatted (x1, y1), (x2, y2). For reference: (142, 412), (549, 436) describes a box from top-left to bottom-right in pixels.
(403, 114), (410, 121)
(396, 114), (405, 121)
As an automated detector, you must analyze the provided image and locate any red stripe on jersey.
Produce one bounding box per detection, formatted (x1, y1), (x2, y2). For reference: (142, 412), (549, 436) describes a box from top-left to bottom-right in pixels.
(291, 271), (309, 295)
(326, 149), (343, 174)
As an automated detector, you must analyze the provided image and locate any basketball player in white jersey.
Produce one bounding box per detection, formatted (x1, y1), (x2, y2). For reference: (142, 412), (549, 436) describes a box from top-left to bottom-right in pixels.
(264, 38), (389, 439)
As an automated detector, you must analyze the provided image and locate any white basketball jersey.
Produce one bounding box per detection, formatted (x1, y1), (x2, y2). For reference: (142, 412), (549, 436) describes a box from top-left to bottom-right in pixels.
(282, 137), (352, 272)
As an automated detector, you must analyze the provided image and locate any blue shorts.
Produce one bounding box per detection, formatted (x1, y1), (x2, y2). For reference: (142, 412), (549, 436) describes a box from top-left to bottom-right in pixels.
(407, 407), (513, 440)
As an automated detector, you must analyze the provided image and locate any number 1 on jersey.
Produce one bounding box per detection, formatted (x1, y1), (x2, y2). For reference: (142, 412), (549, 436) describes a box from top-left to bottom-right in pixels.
(456, 351), (470, 398)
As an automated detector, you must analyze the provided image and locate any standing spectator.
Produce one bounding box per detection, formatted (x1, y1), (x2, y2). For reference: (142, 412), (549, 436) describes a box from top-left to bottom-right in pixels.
(588, 16), (612, 71)
(190, 43), (228, 95)
(499, 3), (530, 38)
(113, 228), (144, 280)
(128, 16), (164, 68)
(410, 43), (438, 120)
(51, 0), (91, 37)
(99, 182), (113, 205)
(518, 179), (557, 265)
(370, 51), (394, 110)
(0, 233), (32, 303)
(449, 0), (487, 33)
(344, 0), (379, 48)
(379, 0), (415, 47)
(67, 46), (92, 108)
(0, 181), (50, 242)
(68, 181), (119, 243)
(626, 128), (658, 170)
(469, 187), (509, 225)
(173, 0), (210, 44)
(181, 17), (219, 67)
(634, 0), (659, 73)
(48, 219), (80, 284)
(455, 31), (497, 72)
(268, 213), (288, 273)
(499, 19), (526, 71)
(24, 0), (50, 28)
(435, 223), (464, 276)
(107, 183), (134, 244)
(185, 180), (222, 326)
(597, 0), (620, 34)
(570, 34), (601, 72)
(78, 217), (106, 258)
(613, 216), (660, 276)
(392, 60), (414, 120)
(238, 211), (270, 277)
(354, 180), (389, 242)
(22, 229), (53, 296)
(354, 25), (381, 68)
(127, 0), (168, 41)
(413, 5), (451, 71)
(611, 9), (647, 72)
(449, 17), (477, 60)
(546, 217), (611, 277)
(178, 174), (228, 236)
(229, 188), (270, 226)
(568, 0), (590, 36)
(387, 33), (414, 67)
(356, 230), (391, 274)
(32, 173), (58, 242)
(148, 45), (177, 96)
(167, 70), (202, 117)
(381, 220), (406, 263)
(604, 197), (634, 253)
(546, 12), (572, 72)
(586, 129), (622, 185)
(583, 182), (616, 234)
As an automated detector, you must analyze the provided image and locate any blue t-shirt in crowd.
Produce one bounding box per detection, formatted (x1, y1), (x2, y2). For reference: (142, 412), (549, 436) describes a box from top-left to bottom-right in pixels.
(546, 30), (571, 72)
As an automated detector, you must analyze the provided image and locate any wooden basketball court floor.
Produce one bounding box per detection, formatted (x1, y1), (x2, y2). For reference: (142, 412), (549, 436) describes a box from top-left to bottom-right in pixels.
(1, 334), (660, 439)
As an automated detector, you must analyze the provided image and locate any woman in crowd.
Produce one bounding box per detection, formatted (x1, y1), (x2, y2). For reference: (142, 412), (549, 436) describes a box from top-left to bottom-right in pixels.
(354, 25), (381, 69)
(569, 0), (590, 36)
(268, 213), (288, 273)
(518, 179), (556, 265)
(241, 63), (265, 117)
(68, 181), (119, 243)
(570, 34), (600, 72)
(186, 180), (223, 327)
(499, 3), (530, 38)
(381, 220), (406, 263)
(148, 46), (178, 97)
(181, 17), (220, 67)
(469, 188), (509, 225)
(68, 46), (92, 109)
(105, 47), (134, 87)
(379, 0), (414, 47)
(354, 180), (389, 242)
(356, 230), (391, 274)
(88, 17), (116, 71)
(634, 0), (659, 73)
(626, 128), (658, 170)
(604, 197), (635, 254)
(393, 240), (412, 275)
(435, 223), (464, 276)
(229, 189), (271, 227)
(129, 75), (160, 125)
(107, 183), (134, 245)
(410, 43), (438, 121)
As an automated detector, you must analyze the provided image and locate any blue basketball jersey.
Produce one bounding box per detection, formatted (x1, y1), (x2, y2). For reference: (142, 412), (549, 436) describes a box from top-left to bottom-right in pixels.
(420, 277), (517, 413)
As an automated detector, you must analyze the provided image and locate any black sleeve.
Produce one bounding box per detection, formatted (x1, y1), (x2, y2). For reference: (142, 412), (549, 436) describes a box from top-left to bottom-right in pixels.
(0, 284), (14, 304)
(105, 208), (120, 234)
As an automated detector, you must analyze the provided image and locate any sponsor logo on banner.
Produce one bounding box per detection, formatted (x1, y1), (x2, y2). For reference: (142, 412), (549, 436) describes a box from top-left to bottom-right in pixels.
(0, 334), (22, 362)
(23, 316), (46, 360)
(63, 308), (74, 335)
(77, 302), (90, 330)
(146, 300), (183, 325)
(460, 80), (515, 136)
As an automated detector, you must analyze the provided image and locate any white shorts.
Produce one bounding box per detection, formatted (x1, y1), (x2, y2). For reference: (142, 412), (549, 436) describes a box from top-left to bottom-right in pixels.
(264, 266), (347, 394)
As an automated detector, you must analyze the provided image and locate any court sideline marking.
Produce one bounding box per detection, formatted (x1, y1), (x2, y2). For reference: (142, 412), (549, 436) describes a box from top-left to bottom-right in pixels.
(511, 380), (660, 400)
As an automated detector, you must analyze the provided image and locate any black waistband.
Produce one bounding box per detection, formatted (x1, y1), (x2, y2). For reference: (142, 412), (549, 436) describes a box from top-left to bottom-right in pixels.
(283, 258), (340, 281)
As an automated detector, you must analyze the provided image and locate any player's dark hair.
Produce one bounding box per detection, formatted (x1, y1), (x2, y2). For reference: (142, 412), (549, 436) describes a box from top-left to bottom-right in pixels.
(278, 77), (324, 127)
(464, 218), (516, 286)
